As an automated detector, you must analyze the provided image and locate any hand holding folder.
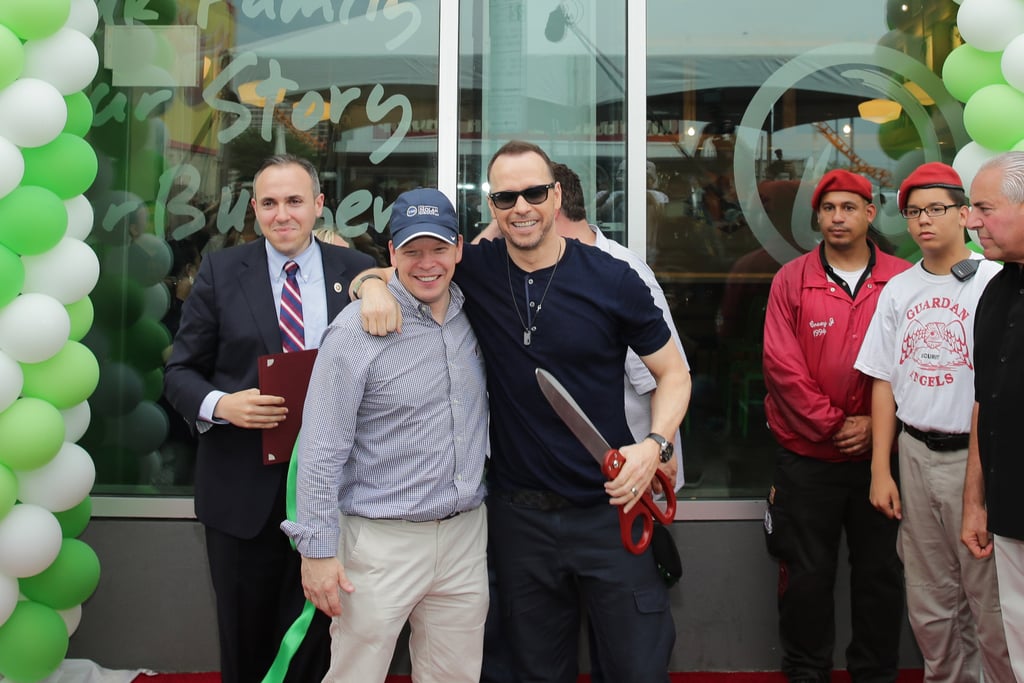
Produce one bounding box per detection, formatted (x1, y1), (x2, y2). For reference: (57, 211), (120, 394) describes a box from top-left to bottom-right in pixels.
(257, 349), (319, 465)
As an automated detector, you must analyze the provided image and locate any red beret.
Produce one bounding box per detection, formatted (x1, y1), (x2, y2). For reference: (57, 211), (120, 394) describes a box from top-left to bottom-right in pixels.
(811, 169), (873, 209)
(897, 162), (963, 212)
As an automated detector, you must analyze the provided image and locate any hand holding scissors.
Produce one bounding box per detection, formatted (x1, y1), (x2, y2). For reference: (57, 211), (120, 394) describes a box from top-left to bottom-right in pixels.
(536, 368), (677, 555)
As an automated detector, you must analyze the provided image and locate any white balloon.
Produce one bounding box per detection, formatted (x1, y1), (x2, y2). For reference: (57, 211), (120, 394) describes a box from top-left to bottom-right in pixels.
(65, 195), (95, 241)
(0, 504), (62, 578)
(0, 572), (17, 628)
(21, 28), (100, 96)
(953, 141), (1003, 192)
(66, 0), (100, 37)
(21, 238), (101, 304)
(58, 603), (82, 636)
(0, 293), (71, 363)
(0, 348), (22, 414)
(0, 78), (68, 148)
(0, 135), (24, 201)
(1002, 34), (1024, 93)
(957, 0), (1024, 52)
(15, 442), (96, 512)
(143, 282), (171, 320)
(60, 401), (91, 443)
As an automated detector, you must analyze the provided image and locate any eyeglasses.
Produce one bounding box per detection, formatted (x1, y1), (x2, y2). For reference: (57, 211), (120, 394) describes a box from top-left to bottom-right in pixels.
(488, 183), (555, 210)
(900, 204), (962, 219)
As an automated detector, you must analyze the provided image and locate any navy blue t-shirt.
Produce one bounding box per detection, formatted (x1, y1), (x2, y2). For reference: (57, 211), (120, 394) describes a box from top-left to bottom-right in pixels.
(454, 237), (670, 506)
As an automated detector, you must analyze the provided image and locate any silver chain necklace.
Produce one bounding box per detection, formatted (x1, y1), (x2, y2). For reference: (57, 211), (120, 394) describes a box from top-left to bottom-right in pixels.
(505, 240), (563, 346)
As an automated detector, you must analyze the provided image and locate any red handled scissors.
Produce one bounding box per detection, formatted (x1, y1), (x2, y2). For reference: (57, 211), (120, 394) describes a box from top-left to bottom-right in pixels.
(536, 368), (676, 555)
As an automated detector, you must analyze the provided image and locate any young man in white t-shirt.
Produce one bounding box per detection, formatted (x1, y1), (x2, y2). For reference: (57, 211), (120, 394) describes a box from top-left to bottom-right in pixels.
(854, 163), (1012, 682)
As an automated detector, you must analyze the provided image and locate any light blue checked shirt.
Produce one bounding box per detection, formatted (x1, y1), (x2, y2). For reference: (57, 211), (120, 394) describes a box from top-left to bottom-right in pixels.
(283, 277), (488, 559)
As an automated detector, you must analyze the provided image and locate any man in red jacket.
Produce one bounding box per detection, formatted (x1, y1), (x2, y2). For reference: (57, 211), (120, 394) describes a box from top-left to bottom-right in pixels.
(762, 169), (910, 683)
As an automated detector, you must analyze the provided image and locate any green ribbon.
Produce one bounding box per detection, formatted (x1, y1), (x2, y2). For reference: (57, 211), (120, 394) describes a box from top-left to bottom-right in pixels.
(260, 435), (318, 683)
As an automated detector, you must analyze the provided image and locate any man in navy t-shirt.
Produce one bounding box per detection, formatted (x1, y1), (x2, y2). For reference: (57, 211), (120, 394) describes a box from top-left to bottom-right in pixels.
(353, 141), (690, 682)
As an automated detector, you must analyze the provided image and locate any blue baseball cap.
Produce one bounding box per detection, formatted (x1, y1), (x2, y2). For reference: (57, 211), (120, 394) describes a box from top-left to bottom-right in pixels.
(389, 188), (459, 248)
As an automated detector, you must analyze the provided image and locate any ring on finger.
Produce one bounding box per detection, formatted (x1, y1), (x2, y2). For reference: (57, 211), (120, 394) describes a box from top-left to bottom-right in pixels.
(630, 486), (638, 497)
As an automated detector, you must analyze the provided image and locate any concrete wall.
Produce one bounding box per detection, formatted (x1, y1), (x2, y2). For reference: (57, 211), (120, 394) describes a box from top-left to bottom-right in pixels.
(68, 518), (921, 673)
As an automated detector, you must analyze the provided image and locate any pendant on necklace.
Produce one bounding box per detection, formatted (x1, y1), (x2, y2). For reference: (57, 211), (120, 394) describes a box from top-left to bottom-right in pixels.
(523, 329), (532, 346)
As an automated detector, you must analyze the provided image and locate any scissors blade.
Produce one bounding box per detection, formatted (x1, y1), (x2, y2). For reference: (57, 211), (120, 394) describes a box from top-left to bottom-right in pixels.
(536, 368), (612, 466)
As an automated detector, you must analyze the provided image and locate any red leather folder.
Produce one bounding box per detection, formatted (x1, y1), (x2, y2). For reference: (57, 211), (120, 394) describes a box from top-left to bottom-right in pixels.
(257, 349), (318, 465)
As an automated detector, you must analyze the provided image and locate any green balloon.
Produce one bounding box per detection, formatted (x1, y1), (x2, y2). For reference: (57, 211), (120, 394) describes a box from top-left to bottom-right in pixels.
(89, 363), (142, 418)
(877, 118), (922, 161)
(53, 496), (91, 538)
(141, 367), (164, 402)
(0, 186), (68, 256)
(63, 92), (94, 138)
(0, 0), (70, 40)
(20, 342), (100, 409)
(65, 297), (94, 342)
(0, 601), (69, 682)
(122, 318), (172, 372)
(963, 84), (1024, 153)
(146, 0), (179, 25)
(19, 539), (101, 610)
(0, 398), (65, 471)
(20, 134), (99, 200)
(0, 25), (24, 90)
(942, 44), (1008, 104)
(0, 243), (24, 310)
(0, 464), (15, 520)
(91, 275), (144, 329)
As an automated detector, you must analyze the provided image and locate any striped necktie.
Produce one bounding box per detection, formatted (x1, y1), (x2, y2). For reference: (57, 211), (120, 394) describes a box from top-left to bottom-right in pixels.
(279, 260), (305, 352)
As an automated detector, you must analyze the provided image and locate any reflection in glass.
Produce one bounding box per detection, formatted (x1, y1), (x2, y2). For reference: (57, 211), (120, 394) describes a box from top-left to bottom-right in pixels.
(87, 0), (442, 495)
(646, 0), (965, 497)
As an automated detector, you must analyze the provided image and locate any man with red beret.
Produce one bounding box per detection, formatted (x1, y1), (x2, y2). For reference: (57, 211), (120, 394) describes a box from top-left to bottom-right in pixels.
(855, 162), (1011, 682)
(762, 169), (911, 682)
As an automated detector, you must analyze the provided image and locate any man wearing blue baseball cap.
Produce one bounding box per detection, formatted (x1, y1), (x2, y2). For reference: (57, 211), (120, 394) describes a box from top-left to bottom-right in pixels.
(283, 188), (490, 682)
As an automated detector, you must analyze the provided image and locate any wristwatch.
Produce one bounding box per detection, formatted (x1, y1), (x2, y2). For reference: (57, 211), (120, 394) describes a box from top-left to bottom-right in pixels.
(645, 432), (674, 463)
(352, 273), (384, 298)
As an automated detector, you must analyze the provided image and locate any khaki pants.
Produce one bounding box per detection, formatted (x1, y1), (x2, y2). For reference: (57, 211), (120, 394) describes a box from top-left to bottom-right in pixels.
(323, 505), (488, 683)
(897, 432), (1012, 683)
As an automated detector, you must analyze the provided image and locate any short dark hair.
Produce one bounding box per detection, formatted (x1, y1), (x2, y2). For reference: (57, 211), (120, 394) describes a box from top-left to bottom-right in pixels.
(253, 154), (321, 196)
(552, 163), (586, 222)
(487, 140), (554, 184)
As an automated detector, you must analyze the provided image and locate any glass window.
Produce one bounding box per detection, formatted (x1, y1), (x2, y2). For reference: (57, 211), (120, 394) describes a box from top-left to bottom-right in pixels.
(87, 0), (441, 495)
(83, 0), (965, 503)
(457, 0), (627, 241)
(646, 0), (965, 497)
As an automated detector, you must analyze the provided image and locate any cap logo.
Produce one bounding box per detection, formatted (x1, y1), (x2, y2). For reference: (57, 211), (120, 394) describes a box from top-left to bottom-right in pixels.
(406, 204), (440, 218)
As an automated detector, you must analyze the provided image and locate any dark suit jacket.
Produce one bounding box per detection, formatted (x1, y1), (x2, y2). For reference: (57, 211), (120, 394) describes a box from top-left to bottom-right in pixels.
(164, 237), (374, 539)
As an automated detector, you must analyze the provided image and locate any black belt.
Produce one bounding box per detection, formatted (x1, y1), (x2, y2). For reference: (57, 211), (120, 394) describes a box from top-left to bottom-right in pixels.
(903, 424), (969, 452)
(493, 489), (574, 511)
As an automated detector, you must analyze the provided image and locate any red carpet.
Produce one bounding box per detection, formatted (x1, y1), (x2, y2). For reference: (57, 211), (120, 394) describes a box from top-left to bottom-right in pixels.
(133, 672), (924, 682)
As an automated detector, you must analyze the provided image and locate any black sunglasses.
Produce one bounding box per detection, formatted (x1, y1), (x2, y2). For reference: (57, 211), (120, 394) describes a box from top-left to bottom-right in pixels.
(488, 183), (555, 210)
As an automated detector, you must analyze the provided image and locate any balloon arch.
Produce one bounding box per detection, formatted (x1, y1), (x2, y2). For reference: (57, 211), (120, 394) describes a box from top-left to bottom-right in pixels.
(1, 0), (1024, 680)
(0, 0), (102, 681)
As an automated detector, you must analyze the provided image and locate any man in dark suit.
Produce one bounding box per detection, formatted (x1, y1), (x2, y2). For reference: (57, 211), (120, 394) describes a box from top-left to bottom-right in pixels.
(164, 154), (374, 683)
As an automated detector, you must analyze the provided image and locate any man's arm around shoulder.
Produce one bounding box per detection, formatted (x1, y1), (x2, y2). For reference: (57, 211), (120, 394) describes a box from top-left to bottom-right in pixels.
(349, 266), (400, 336)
